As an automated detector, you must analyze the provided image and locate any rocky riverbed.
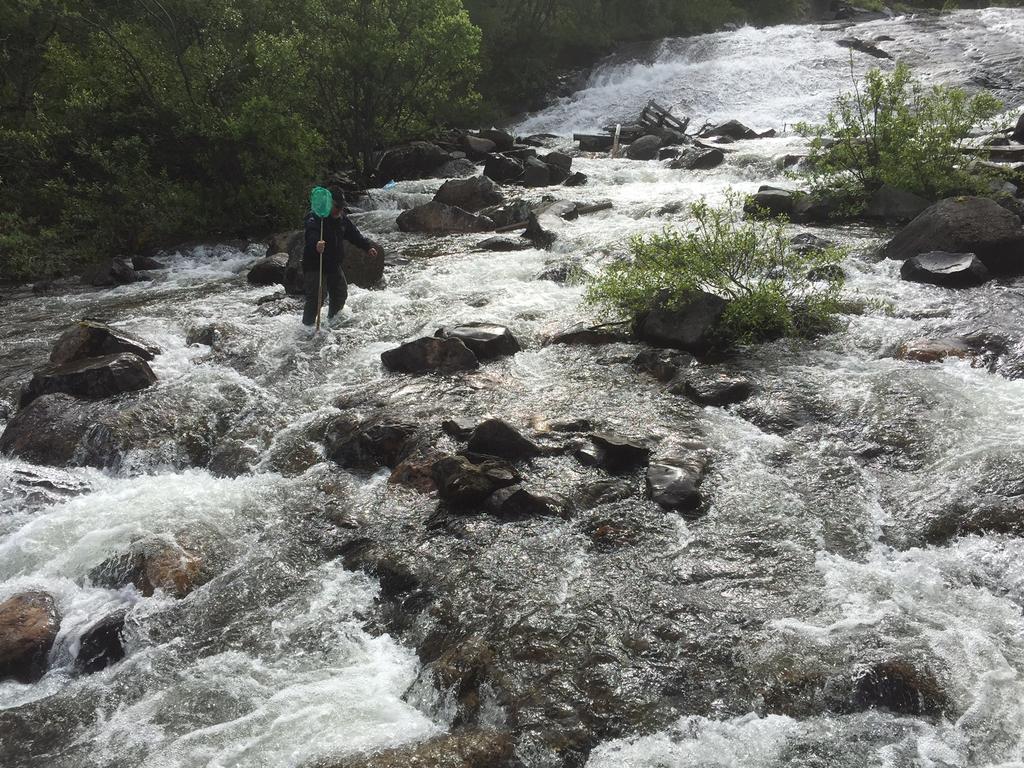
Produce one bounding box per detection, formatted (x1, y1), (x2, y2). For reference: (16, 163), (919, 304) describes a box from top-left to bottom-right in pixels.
(3, 8), (1024, 768)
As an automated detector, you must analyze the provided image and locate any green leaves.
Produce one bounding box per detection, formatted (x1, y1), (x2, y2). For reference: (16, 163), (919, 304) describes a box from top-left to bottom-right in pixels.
(586, 194), (846, 348)
(798, 62), (1003, 207)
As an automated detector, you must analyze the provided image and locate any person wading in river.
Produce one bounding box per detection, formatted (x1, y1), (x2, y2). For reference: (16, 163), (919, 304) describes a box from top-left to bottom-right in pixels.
(302, 188), (379, 329)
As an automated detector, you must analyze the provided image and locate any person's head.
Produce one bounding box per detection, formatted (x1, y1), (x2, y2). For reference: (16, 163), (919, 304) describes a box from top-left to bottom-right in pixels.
(329, 187), (346, 218)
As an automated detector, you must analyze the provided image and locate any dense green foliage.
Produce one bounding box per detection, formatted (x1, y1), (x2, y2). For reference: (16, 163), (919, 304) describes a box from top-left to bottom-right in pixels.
(797, 63), (1003, 206)
(587, 196), (846, 346)
(0, 0), (480, 281)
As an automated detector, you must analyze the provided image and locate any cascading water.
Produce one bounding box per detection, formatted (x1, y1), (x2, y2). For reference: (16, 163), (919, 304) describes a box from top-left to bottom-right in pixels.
(2, 8), (1024, 768)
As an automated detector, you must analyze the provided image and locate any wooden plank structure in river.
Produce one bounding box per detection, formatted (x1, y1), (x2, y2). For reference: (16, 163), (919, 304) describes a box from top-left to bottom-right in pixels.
(573, 99), (690, 152)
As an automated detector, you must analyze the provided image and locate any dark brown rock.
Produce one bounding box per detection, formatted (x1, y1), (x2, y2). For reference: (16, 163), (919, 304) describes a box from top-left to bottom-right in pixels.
(483, 155), (525, 184)
(647, 455), (707, 513)
(20, 353), (156, 408)
(436, 324), (521, 361)
(672, 374), (755, 407)
(247, 253), (290, 286)
(75, 611), (126, 674)
(325, 414), (418, 470)
(900, 251), (992, 288)
(381, 337), (480, 375)
(397, 202), (494, 234)
(0, 592), (60, 683)
(579, 433), (651, 473)
(467, 419), (541, 460)
(90, 538), (206, 599)
(484, 485), (569, 519)
(625, 135), (663, 160)
(432, 455), (521, 507)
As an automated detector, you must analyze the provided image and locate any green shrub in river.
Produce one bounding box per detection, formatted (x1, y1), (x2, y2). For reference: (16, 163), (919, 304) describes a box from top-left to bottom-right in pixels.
(797, 63), (1003, 209)
(587, 195), (847, 347)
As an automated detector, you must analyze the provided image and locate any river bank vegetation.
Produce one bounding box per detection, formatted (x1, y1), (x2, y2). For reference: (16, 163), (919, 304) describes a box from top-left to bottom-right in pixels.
(0, 0), (1021, 283)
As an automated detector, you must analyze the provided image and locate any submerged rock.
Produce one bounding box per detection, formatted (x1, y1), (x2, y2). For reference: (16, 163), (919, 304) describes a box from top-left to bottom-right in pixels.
(578, 433), (651, 473)
(436, 324), (521, 361)
(75, 611), (127, 675)
(49, 320), (159, 366)
(671, 373), (755, 407)
(381, 337), (480, 375)
(325, 414), (418, 471)
(900, 251), (991, 287)
(432, 455), (521, 507)
(701, 119), (759, 140)
(0, 592), (61, 683)
(546, 324), (631, 347)
(397, 202), (494, 235)
(894, 337), (974, 363)
(670, 147), (725, 170)
(90, 538), (207, 599)
(19, 353), (156, 408)
(312, 730), (514, 768)
(646, 455), (707, 514)
(883, 196), (1024, 275)
(466, 418), (541, 460)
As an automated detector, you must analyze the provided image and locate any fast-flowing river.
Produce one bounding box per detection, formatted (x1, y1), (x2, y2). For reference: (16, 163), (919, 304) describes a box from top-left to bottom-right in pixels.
(2, 8), (1024, 768)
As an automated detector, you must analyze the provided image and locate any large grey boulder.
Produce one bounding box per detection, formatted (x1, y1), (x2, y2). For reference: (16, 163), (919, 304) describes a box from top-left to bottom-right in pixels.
(483, 154), (525, 184)
(397, 202), (494, 234)
(883, 197), (1024, 275)
(20, 353), (156, 408)
(865, 184), (932, 223)
(434, 176), (504, 212)
(376, 141), (449, 181)
(701, 120), (758, 140)
(670, 147), (725, 170)
(247, 253), (289, 286)
(900, 251), (992, 288)
(466, 418), (541, 460)
(634, 289), (728, 355)
(49, 320), (159, 366)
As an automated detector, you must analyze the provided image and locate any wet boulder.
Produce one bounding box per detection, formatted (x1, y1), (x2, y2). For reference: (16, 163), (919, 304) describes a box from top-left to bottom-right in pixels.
(844, 662), (947, 717)
(865, 184), (931, 223)
(478, 129), (515, 152)
(670, 147), (725, 170)
(432, 454), (521, 507)
(522, 213), (557, 249)
(381, 337), (480, 375)
(791, 233), (836, 256)
(634, 289), (728, 355)
(564, 171), (588, 187)
(324, 414), (418, 471)
(545, 324), (631, 347)
(476, 237), (533, 253)
(75, 611), (127, 674)
(436, 158), (480, 179)
(246, 253), (289, 286)
(85, 257), (144, 287)
(626, 135), (663, 161)
(132, 255), (166, 271)
(484, 485), (569, 520)
(316, 730), (514, 768)
(0, 592), (61, 683)
(883, 197), (1024, 275)
(484, 154), (525, 184)
(434, 176), (504, 213)
(647, 455), (707, 513)
(436, 323), (521, 361)
(467, 418), (542, 460)
(1013, 112), (1024, 144)
(90, 538), (207, 599)
(577, 432), (651, 473)
(341, 239), (386, 288)
(632, 348), (694, 383)
(837, 37), (892, 59)
(397, 202), (494, 235)
(671, 373), (755, 407)
(0, 394), (95, 464)
(900, 251), (991, 288)
(522, 157), (552, 187)
(49, 320), (159, 366)
(461, 134), (497, 160)
(745, 186), (839, 223)
(701, 119), (759, 140)
(376, 141), (450, 181)
(20, 353), (156, 408)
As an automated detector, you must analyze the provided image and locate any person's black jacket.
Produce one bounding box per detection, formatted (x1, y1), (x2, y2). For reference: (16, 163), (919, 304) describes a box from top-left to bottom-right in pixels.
(302, 212), (373, 272)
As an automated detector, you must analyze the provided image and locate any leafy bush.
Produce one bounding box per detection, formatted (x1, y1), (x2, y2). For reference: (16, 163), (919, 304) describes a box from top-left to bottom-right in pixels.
(587, 196), (846, 346)
(797, 63), (1002, 205)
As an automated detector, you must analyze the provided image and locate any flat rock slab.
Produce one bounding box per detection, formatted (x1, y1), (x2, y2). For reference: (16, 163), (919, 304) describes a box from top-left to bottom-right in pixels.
(436, 324), (521, 360)
(381, 337), (480, 375)
(21, 352), (157, 408)
(900, 251), (992, 288)
(0, 592), (61, 683)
